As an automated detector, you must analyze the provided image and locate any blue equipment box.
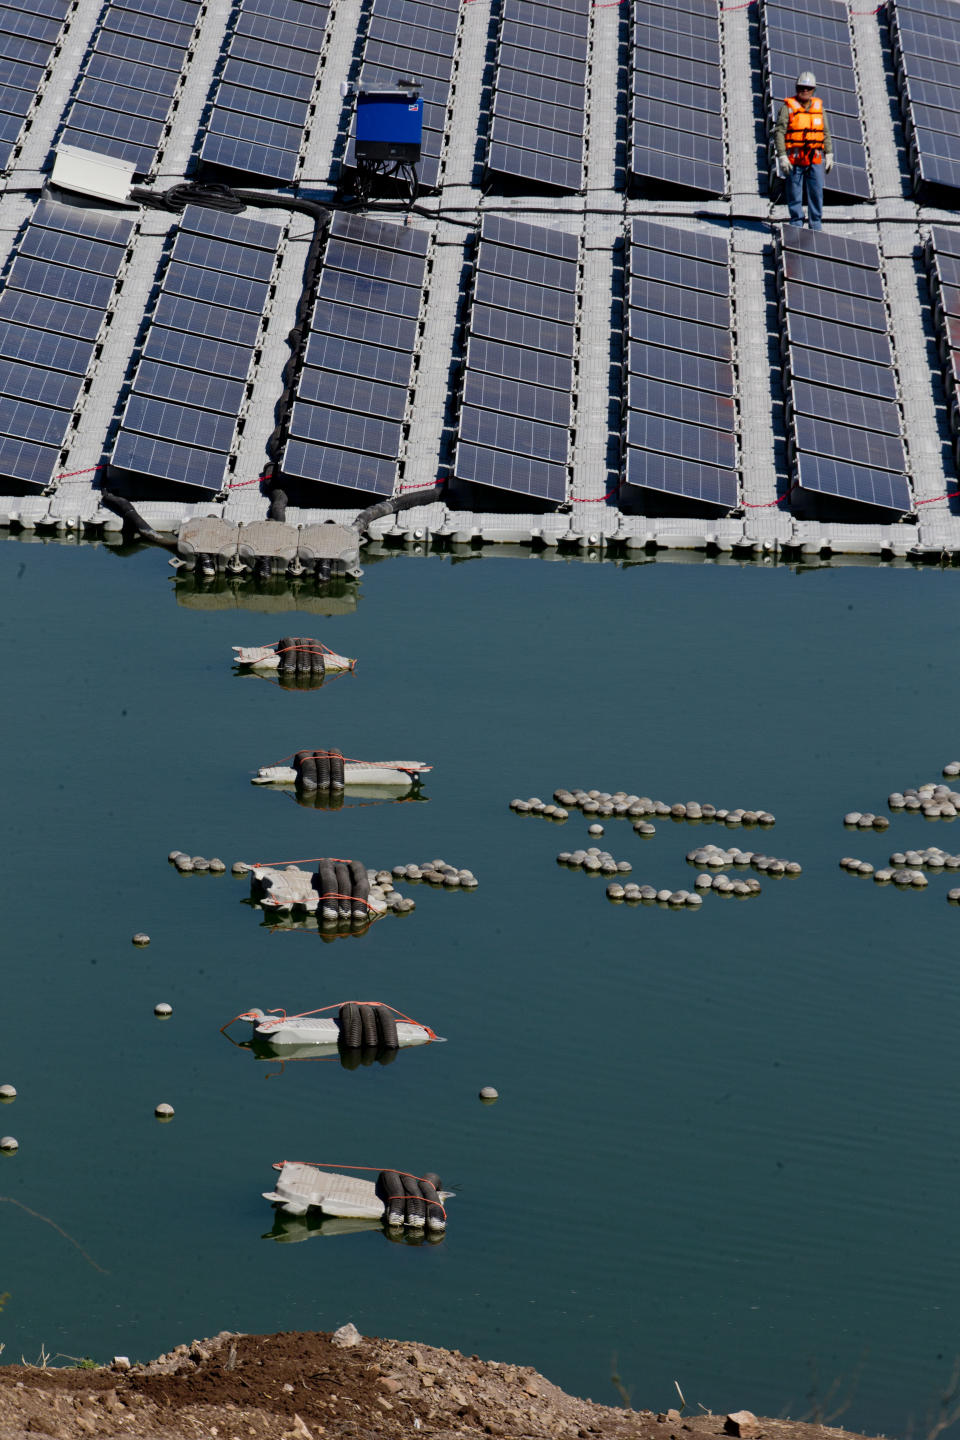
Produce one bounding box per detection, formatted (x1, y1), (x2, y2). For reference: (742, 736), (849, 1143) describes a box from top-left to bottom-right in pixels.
(356, 89), (423, 161)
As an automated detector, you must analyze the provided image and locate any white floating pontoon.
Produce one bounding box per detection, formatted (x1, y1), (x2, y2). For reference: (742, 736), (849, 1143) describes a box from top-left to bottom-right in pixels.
(252, 759), (431, 790)
(233, 639), (355, 673)
(238, 1007), (442, 1055)
(264, 1162), (452, 1231)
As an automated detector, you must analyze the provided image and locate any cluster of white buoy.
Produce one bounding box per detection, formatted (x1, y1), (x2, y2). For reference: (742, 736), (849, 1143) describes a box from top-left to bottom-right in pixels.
(169, 851), (226, 874)
(509, 797), (569, 820)
(841, 812), (890, 830)
(686, 844), (802, 876)
(889, 846), (960, 870)
(691, 873), (762, 897)
(388, 861), (479, 890)
(552, 788), (776, 826)
(557, 848), (632, 875)
(841, 857), (927, 885)
(606, 884), (703, 907)
(888, 783), (960, 818)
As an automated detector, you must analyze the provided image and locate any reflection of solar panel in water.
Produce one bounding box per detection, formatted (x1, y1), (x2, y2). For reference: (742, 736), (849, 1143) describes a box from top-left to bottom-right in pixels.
(761, 0), (870, 199)
(623, 219), (737, 508)
(279, 215), (428, 498)
(778, 224), (909, 512)
(57, 0), (200, 175)
(0, 196), (133, 489)
(454, 218), (578, 503)
(0, 0), (69, 169)
(486, 0), (588, 192)
(630, 0), (725, 196)
(111, 206), (281, 492)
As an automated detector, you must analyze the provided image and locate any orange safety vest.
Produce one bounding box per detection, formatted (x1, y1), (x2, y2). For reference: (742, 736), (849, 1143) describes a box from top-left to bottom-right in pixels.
(784, 95), (824, 167)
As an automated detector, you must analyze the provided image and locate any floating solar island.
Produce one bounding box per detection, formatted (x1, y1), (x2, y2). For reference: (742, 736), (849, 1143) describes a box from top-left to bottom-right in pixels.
(1, 0), (960, 560)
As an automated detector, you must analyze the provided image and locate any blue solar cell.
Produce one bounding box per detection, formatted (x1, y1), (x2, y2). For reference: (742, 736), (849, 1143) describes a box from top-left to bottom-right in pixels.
(0, 289), (101, 341)
(304, 332), (412, 386)
(497, 43), (585, 85)
(325, 237), (426, 289)
(630, 279), (729, 328)
(213, 82), (308, 127)
(60, 128), (156, 171)
(454, 440), (566, 502)
(631, 68), (715, 110)
(362, 40), (453, 80)
(229, 32), (319, 74)
(478, 241), (577, 291)
(462, 370), (570, 427)
(628, 307), (731, 360)
(119, 0), (198, 26)
(142, 324), (251, 379)
(200, 131), (297, 185)
(310, 298), (418, 352)
(633, 21), (721, 66)
(628, 339), (732, 396)
(244, 0), (328, 22)
(788, 344), (896, 401)
(235, 9), (326, 52)
(628, 375), (734, 432)
(785, 280), (886, 331)
(221, 57), (314, 99)
(0, 433), (58, 486)
(282, 437), (395, 494)
(133, 359), (245, 415)
(289, 400), (402, 458)
(474, 270), (576, 324)
(631, 142), (724, 195)
(624, 447), (737, 507)
(102, 6), (194, 46)
(124, 393), (236, 451)
(791, 381), (900, 435)
(0, 321), (88, 372)
(375, 0), (458, 32)
(493, 89), (584, 134)
(316, 268), (422, 318)
(794, 414), (904, 473)
(153, 293), (261, 347)
(94, 28), (184, 68)
(66, 104), (164, 148)
(465, 335), (573, 391)
(0, 358), (78, 409)
(367, 16), (456, 55)
(501, 19), (588, 62)
(9, 257), (115, 309)
(297, 368), (407, 421)
(163, 261), (269, 315)
(179, 204), (282, 252)
(171, 229), (276, 281)
(630, 245), (728, 295)
(491, 118), (583, 163)
(470, 302), (574, 356)
(0, 396), (70, 446)
(0, 30), (51, 64)
(0, 7), (61, 42)
(111, 430), (227, 489)
(627, 410), (735, 468)
(493, 64), (586, 109)
(793, 452), (910, 511)
(632, 96), (722, 139)
(0, 108), (22, 140)
(459, 403), (568, 463)
(329, 210), (430, 255)
(84, 51), (179, 93)
(76, 76), (172, 119)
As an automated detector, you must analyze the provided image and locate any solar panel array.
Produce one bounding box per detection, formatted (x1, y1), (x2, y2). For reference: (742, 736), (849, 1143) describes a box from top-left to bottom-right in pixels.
(924, 226), (960, 458)
(198, 0), (331, 185)
(0, 196), (133, 489)
(891, 0), (960, 196)
(112, 205), (280, 492)
(281, 211), (427, 496)
(622, 220), (736, 508)
(760, 0), (870, 201)
(454, 215), (578, 503)
(487, 0), (589, 193)
(345, 0), (460, 191)
(776, 226), (910, 513)
(0, 0), (72, 171)
(57, 0), (201, 175)
(629, 0), (725, 198)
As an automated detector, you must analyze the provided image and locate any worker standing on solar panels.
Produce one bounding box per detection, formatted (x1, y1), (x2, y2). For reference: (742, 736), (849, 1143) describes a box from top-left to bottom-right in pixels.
(774, 72), (834, 231)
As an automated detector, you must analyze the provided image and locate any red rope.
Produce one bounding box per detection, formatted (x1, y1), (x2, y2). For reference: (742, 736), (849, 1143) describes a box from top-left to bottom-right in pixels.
(398, 479), (443, 492)
(225, 472), (272, 490)
(742, 482), (798, 509)
(241, 1000), (437, 1039)
(59, 465), (104, 480)
(572, 486), (619, 502)
(915, 490), (960, 507)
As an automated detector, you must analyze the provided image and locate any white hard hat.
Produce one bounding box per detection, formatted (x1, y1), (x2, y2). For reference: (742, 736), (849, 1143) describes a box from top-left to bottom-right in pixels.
(796, 71), (817, 87)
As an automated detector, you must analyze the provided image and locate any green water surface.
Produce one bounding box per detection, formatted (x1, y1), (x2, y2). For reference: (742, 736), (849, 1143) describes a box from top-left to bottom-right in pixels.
(0, 538), (958, 1437)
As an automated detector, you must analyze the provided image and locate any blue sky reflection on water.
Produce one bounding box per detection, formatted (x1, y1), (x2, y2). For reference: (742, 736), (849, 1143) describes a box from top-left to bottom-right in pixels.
(0, 537), (958, 1440)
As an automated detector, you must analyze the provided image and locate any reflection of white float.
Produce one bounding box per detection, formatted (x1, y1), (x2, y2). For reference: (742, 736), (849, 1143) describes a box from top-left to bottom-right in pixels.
(264, 1162), (453, 1231)
(233, 639), (355, 673)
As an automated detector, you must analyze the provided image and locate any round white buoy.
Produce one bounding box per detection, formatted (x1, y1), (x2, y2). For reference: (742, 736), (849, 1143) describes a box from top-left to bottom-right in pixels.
(231, 861), (250, 875)
(168, 850), (185, 863)
(154, 1103), (175, 1120)
(587, 823), (604, 836)
(132, 933), (150, 946)
(479, 1086), (499, 1102)
(208, 858), (226, 873)
(154, 1003), (173, 1019)
(0, 1136), (18, 1152)
(0, 1085), (16, 1103)
(844, 813), (862, 826)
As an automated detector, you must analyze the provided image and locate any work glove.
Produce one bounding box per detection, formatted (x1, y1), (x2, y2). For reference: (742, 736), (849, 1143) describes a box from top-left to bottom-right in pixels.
(824, 152), (835, 173)
(776, 155), (792, 179)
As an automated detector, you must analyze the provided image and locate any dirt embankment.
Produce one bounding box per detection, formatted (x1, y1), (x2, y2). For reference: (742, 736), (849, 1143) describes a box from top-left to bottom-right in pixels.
(0, 1328), (880, 1440)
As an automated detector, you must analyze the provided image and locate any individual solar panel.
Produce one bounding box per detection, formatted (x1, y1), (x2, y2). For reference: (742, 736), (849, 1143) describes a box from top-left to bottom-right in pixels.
(0, 396), (70, 446)
(462, 370), (571, 427)
(632, 97), (722, 140)
(163, 261), (269, 314)
(627, 374), (734, 433)
(784, 281), (887, 332)
(58, 0), (200, 176)
(324, 237), (426, 289)
(470, 303), (575, 357)
(0, 0), (70, 167)
(793, 452), (910, 512)
(141, 324), (251, 380)
(487, 0), (588, 192)
(316, 268), (422, 319)
(790, 381), (901, 435)
(111, 431), (227, 490)
(297, 369), (407, 422)
(628, 340), (733, 397)
(0, 433), (59, 486)
(627, 410), (735, 469)
(283, 437), (396, 494)
(631, 145), (724, 196)
(459, 404), (568, 463)
(624, 448), (737, 507)
(761, 0), (870, 199)
(0, 357), (81, 410)
(474, 270), (575, 325)
(630, 279), (729, 329)
(454, 441), (566, 502)
(782, 249), (883, 300)
(310, 299), (418, 352)
(465, 335), (574, 393)
(133, 359), (245, 415)
(628, 246), (728, 295)
(784, 309), (892, 365)
(305, 332), (414, 387)
(629, 307), (732, 361)
(0, 289), (103, 342)
(788, 344), (897, 401)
